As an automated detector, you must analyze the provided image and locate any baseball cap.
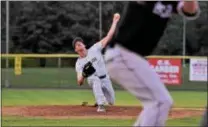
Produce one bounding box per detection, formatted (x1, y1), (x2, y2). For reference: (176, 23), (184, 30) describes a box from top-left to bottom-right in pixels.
(72, 37), (84, 49)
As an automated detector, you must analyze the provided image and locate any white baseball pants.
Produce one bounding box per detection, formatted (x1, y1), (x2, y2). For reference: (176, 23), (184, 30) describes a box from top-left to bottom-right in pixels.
(88, 75), (115, 106)
(105, 44), (173, 126)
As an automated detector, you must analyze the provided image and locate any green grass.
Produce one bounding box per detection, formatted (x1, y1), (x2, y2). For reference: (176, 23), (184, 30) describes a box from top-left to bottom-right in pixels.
(1, 67), (207, 91)
(1, 68), (78, 88)
(2, 89), (206, 126)
(2, 89), (207, 107)
(2, 116), (202, 126)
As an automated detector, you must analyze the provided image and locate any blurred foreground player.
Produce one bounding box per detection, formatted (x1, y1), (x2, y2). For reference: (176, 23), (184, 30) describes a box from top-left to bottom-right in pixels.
(200, 106), (208, 127)
(105, 1), (200, 126)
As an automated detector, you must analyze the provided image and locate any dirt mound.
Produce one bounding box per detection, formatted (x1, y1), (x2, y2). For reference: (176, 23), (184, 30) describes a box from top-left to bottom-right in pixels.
(2, 105), (204, 119)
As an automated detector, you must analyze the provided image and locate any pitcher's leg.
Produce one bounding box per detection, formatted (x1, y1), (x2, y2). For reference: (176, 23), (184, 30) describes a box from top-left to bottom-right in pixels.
(89, 78), (106, 106)
(101, 77), (115, 105)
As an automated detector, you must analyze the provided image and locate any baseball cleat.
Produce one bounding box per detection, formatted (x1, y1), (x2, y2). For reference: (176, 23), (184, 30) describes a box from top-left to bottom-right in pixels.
(97, 105), (106, 112)
(93, 103), (98, 107)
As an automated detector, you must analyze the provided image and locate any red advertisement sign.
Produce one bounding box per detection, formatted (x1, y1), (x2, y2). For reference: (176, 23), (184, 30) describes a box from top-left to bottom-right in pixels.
(148, 58), (182, 85)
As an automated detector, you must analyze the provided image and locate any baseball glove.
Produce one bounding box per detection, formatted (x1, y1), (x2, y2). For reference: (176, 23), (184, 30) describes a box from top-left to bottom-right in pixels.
(82, 61), (96, 78)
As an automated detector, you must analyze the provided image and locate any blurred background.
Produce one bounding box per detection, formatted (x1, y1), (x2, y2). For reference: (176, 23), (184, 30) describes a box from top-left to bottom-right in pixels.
(1, 1), (207, 91)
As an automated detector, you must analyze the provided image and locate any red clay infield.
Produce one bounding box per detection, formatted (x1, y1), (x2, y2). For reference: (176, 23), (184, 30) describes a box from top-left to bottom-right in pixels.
(2, 105), (204, 119)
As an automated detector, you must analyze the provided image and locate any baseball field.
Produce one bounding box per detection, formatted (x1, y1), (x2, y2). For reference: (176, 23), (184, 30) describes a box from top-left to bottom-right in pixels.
(1, 67), (207, 126)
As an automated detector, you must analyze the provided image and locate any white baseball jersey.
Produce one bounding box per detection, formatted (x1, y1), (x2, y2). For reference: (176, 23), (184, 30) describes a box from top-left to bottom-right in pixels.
(75, 42), (108, 80)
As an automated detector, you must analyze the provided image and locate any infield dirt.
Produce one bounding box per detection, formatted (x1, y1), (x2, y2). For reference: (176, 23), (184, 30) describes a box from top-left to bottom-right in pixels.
(2, 105), (204, 119)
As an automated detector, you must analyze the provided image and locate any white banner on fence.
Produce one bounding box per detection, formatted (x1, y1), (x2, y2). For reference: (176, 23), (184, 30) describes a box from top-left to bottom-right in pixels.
(189, 58), (207, 81)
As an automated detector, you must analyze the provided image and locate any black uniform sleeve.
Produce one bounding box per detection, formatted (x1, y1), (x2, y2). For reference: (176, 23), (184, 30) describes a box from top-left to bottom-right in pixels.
(171, 1), (180, 13)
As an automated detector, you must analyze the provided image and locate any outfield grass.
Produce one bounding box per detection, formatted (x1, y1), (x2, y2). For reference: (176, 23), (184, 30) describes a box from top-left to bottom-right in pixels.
(2, 116), (202, 126)
(2, 67), (207, 91)
(2, 89), (207, 107)
(1, 68), (78, 88)
(2, 89), (206, 126)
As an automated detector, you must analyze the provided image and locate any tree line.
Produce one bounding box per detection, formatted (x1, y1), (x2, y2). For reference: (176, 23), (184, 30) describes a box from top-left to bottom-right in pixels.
(1, 1), (208, 56)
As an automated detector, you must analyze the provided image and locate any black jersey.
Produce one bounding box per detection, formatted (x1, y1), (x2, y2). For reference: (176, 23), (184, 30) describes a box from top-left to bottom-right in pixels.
(111, 1), (180, 56)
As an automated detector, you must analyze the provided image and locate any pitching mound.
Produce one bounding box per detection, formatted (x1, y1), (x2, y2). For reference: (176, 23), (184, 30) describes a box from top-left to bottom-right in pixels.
(2, 105), (204, 119)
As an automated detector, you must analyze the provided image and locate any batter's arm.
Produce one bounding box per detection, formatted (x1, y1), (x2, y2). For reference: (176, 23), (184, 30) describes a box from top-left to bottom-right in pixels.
(177, 0), (200, 20)
(99, 13), (120, 48)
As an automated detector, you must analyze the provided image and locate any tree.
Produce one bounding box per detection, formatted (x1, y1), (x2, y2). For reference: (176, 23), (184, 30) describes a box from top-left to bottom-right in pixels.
(11, 1), (100, 53)
(1, 1), (6, 53)
(155, 14), (183, 55)
(8, 1), (208, 56)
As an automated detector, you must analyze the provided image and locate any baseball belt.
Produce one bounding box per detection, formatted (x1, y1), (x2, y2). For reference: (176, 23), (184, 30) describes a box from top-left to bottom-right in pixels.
(98, 75), (106, 79)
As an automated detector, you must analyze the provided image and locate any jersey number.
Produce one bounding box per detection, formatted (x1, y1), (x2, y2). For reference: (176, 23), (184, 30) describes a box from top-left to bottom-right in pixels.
(153, 2), (173, 18)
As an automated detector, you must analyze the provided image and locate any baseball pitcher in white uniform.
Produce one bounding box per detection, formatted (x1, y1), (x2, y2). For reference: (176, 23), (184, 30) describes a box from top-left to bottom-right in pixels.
(73, 13), (120, 112)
